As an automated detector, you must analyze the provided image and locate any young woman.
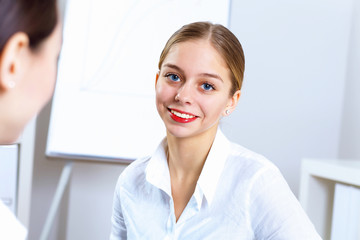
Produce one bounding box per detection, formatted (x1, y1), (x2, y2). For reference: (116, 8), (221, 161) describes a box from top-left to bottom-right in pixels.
(110, 22), (321, 239)
(0, 0), (62, 238)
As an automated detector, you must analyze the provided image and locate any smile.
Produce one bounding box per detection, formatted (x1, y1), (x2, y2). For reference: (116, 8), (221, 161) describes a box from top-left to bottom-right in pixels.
(168, 108), (198, 123)
(171, 109), (195, 119)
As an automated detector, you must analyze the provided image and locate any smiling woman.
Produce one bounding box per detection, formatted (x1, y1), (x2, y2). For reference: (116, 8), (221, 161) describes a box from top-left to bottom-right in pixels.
(155, 39), (238, 139)
(110, 22), (321, 240)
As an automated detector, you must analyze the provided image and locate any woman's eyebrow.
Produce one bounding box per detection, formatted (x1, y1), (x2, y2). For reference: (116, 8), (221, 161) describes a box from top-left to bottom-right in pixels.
(163, 63), (223, 82)
(198, 73), (223, 82)
(162, 63), (184, 75)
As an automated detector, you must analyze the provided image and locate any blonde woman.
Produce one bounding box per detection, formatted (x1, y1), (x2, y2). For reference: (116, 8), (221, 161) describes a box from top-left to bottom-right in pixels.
(110, 22), (321, 240)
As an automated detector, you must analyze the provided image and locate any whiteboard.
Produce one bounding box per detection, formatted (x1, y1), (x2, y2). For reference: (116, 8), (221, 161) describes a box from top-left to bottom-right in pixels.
(47, 0), (230, 161)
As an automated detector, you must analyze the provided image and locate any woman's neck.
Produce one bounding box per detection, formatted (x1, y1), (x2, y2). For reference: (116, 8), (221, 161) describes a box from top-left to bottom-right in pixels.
(166, 125), (218, 182)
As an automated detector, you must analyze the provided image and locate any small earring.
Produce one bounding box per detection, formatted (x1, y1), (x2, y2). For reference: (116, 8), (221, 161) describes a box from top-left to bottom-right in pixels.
(8, 81), (16, 89)
(225, 109), (230, 115)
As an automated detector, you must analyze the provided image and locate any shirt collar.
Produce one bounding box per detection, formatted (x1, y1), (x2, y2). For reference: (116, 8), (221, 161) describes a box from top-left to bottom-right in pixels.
(145, 138), (172, 196)
(197, 128), (230, 206)
(145, 128), (231, 206)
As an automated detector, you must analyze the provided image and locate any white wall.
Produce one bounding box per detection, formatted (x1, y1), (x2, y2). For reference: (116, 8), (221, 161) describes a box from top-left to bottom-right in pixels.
(339, 0), (360, 159)
(225, 0), (351, 194)
(23, 0), (360, 239)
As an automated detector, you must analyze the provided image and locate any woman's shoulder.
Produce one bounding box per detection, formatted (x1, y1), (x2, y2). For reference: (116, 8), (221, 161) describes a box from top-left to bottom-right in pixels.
(116, 156), (151, 185)
(227, 141), (278, 172)
(225, 141), (294, 197)
(221, 140), (288, 190)
(216, 130), (277, 174)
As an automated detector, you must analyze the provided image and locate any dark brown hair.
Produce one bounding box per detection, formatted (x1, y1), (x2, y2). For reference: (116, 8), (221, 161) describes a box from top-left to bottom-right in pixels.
(158, 21), (245, 95)
(0, 0), (58, 53)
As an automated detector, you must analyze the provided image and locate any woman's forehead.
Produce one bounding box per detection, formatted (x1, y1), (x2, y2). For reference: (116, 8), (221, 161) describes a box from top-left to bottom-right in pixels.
(164, 40), (227, 68)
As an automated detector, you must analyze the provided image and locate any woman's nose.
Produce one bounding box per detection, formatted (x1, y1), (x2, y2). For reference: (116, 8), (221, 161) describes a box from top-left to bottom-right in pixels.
(175, 82), (193, 104)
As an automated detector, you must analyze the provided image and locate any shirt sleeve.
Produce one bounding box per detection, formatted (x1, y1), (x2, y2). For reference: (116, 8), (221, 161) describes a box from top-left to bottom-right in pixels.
(110, 176), (127, 240)
(249, 167), (322, 240)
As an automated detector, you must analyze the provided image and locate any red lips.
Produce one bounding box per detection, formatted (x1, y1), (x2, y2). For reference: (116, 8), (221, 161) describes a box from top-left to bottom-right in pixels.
(168, 108), (198, 123)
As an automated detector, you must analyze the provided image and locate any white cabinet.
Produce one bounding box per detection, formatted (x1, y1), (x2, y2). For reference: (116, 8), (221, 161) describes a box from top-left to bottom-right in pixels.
(0, 144), (19, 213)
(299, 159), (360, 240)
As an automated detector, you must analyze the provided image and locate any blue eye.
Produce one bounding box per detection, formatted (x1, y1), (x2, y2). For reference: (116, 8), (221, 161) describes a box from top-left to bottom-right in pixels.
(166, 73), (180, 82)
(201, 83), (215, 91)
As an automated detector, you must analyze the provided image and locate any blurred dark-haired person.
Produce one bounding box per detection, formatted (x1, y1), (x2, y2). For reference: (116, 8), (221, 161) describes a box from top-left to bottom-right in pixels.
(0, 0), (62, 238)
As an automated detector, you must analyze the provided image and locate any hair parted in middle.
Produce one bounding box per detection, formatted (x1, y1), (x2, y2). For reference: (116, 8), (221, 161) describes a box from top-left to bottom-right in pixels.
(158, 21), (245, 96)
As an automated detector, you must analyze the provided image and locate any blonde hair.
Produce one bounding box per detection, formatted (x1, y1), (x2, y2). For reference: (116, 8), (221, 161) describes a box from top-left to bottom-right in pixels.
(158, 21), (245, 95)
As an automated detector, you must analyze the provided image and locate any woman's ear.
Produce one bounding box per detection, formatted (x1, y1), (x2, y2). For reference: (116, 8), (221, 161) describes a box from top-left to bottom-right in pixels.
(224, 90), (241, 116)
(0, 32), (30, 91)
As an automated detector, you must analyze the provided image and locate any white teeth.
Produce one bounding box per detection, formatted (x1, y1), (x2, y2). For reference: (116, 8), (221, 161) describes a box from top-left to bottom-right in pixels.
(171, 110), (195, 119)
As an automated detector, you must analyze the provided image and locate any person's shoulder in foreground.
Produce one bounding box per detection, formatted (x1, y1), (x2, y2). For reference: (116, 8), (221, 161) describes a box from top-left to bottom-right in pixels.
(0, 201), (27, 240)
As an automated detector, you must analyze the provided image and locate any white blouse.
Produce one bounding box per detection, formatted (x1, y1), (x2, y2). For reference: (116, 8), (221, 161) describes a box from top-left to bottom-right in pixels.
(110, 129), (321, 240)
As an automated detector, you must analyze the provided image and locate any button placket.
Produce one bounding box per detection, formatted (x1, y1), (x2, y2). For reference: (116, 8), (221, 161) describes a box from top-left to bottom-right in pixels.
(166, 198), (176, 239)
